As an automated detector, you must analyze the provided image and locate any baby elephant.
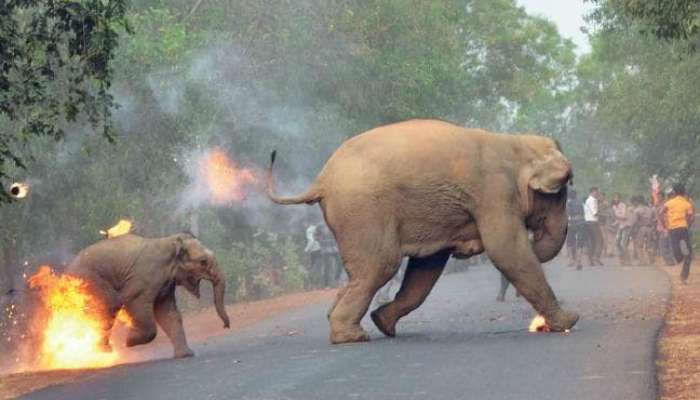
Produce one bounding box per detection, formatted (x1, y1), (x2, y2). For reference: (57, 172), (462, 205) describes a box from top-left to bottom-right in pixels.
(66, 233), (230, 358)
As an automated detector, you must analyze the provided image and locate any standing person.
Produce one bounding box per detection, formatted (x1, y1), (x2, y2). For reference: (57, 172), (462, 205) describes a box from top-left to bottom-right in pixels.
(616, 196), (637, 266)
(566, 189), (585, 269)
(663, 184), (695, 282)
(633, 196), (656, 265)
(584, 187), (604, 266)
(317, 224), (340, 287)
(598, 192), (611, 258)
(610, 193), (626, 257)
(304, 220), (322, 288)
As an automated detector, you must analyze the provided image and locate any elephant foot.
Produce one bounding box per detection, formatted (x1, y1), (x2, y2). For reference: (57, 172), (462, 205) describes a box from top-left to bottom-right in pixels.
(370, 308), (397, 337)
(174, 348), (195, 359)
(330, 325), (370, 344)
(546, 309), (579, 332)
(126, 328), (157, 347)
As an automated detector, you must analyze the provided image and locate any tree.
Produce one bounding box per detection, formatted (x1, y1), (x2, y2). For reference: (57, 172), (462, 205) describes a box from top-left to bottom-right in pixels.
(590, 0), (700, 48)
(0, 0), (129, 202)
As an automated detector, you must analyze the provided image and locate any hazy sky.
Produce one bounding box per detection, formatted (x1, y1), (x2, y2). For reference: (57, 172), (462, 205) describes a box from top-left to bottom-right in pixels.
(517, 0), (594, 54)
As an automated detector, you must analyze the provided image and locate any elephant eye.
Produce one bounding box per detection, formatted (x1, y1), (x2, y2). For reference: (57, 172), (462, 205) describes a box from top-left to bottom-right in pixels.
(200, 259), (208, 267)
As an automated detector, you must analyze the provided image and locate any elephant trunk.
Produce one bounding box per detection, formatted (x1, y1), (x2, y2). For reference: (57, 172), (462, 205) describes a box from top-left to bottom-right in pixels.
(529, 189), (568, 263)
(209, 260), (230, 328)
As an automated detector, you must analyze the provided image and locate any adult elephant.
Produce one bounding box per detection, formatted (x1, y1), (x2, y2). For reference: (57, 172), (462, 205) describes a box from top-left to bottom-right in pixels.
(66, 233), (230, 358)
(267, 119), (577, 344)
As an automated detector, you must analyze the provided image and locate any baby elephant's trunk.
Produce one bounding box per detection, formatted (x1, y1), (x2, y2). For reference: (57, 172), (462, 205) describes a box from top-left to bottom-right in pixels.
(209, 260), (230, 328)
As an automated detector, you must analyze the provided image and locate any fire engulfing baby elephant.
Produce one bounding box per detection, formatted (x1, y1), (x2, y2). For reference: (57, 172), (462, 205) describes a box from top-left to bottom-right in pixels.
(268, 119), (578, 344)
(66, 233), (230, 358)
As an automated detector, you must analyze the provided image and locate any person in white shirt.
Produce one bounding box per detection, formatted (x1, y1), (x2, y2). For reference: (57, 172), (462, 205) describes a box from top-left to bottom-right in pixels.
(584, 187), (604, 266)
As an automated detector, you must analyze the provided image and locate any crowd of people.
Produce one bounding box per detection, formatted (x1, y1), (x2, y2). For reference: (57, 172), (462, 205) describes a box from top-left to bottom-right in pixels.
(565, 180), (695, 283)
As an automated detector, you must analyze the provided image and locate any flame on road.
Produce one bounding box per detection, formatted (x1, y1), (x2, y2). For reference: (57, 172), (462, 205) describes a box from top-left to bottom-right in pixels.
(9, 182), (30, 199)
(198, 149), (256, 205)
(100, 219), (133, 238)
(528, 315), (551, 333)
(27, 266), (120, 370)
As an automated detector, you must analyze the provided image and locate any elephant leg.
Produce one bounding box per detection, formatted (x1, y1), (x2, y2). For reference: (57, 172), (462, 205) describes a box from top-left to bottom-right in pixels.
(328, 252), (401, 344)
(327, 286), (348, 320)
(497, 273), (509, 302)
(154, 291), (194, 358)
(480, 212), (578, 331)
(89, 279), (121, 352)
(371, 250), (450, 337)
(124, 295), (158, 347)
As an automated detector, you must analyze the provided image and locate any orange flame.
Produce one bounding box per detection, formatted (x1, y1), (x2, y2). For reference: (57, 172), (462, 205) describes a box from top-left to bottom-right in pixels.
(100, 219), (133, 238)
(528, 315), (550, 333)
(199, 149), (256, 205)
(27, 266), (120, 370)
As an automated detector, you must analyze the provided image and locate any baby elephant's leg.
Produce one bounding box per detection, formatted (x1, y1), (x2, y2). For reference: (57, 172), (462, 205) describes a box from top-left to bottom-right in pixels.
(124, 295), (158, 347)
(154, 291), (194, 358)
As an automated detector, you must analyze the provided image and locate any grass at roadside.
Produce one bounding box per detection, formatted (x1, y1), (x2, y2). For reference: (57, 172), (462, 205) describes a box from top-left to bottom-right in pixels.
(657, 263), (700, 399)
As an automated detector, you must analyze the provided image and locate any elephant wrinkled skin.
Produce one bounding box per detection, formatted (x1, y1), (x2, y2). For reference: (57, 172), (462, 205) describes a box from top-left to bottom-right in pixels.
(267, 119), (577, 344)
(66, 233), (230, 358)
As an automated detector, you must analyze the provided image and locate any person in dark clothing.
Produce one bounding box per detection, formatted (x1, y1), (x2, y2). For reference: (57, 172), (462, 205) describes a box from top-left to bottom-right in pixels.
(566, 189), (585, 269)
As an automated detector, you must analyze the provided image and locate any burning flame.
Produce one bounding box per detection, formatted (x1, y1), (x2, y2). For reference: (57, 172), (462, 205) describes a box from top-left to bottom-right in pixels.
(198, 149), (256, 205)
(528, 315), (551, 333)
(9, 182), (30, 199)
(100, 219), (133, 238)
(115, 308), (133, 328)
(27, 266), (119, 370)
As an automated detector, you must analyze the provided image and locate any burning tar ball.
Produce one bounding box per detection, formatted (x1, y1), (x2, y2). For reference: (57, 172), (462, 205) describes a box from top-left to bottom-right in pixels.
(9, 182), (30, 199)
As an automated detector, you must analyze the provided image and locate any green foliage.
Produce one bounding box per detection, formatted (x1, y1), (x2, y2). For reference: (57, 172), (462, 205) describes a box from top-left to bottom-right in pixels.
(0, 0), (129, 202)
(591, 0), (700, 47)
(575, 1), (700, 194)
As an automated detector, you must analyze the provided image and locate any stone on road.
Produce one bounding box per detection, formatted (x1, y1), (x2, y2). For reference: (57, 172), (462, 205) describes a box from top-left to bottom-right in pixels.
(23, 260), (668, 400)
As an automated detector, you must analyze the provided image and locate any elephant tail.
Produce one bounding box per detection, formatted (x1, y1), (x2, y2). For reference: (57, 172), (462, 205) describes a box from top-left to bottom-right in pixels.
(267, 150), (322, 205)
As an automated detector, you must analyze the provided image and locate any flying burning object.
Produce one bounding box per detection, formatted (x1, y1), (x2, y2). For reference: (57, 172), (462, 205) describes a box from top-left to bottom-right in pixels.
(9, 182), (29, 199)
(100, 219), (133, 238)
(198, 148), (257, 205)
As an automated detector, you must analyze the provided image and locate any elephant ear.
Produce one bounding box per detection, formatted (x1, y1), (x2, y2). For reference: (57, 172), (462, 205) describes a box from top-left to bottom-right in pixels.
(172, 234), (201, 297)
(519, 150), (572, 215)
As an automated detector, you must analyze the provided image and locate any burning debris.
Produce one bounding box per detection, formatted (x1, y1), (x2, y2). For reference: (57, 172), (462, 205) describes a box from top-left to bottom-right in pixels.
(99, 219), (133, 238)
(528, 315), (551, 333)
(26, 266), (121, 370)
(9, 182), (30, 199)
(197, 148), (257, 205)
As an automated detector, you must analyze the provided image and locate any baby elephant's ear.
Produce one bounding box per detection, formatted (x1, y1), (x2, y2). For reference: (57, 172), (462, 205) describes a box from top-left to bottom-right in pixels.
(174, 235), (188, 260)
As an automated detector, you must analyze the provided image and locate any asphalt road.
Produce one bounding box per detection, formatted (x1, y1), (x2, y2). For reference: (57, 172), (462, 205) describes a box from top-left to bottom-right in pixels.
(23, 258), (669, 400)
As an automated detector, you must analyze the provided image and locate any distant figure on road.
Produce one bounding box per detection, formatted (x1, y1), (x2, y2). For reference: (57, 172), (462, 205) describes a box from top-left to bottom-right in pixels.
(305, 220), (322, 288)
(566, 189), (585, 270)
(610, 193), (627, 257)
(584, 187), (604, 266)
(632, 196), (656, 265)
(616, 196), (637, 266)
(663, 183), (695, 283)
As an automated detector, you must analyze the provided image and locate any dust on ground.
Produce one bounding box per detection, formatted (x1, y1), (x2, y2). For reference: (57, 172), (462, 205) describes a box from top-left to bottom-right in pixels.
(657, 263), (700, 400)
(0, 288), (337, 400)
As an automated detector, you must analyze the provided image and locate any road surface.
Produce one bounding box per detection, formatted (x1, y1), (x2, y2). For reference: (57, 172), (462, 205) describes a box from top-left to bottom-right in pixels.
(23, 259), (669, 400)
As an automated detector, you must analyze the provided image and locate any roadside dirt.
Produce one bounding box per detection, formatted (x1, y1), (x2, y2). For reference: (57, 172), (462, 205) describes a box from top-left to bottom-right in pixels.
(0, 288), (337, 400)
(657, 264), (700, 400)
